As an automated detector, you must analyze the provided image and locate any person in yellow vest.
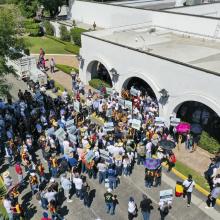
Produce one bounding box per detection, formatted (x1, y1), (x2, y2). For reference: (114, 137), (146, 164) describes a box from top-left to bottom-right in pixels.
(11, 200), (25, 220)
(50, 155), (58, 178)
(29, 173), (39, 195)
(36, 160), (45, 183)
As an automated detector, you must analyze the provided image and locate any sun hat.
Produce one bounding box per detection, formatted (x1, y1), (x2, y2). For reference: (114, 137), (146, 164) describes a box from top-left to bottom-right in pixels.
(30, 173), (36, 177)
(3, 171), (10, 178)
(50, 178), (55, 183)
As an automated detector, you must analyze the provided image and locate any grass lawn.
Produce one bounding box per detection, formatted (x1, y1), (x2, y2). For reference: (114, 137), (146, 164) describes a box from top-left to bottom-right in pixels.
(23, 36), (71, 54)
(175, 161), (210, 191)
(55, 64), (79, 75)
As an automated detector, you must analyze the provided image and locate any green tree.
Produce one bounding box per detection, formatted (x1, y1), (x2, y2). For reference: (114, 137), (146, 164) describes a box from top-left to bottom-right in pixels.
(40, 0), (67, 18)
(0, 6), (25, 96)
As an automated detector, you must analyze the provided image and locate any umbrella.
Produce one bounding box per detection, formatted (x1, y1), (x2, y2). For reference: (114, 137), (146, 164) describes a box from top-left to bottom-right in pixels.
(176, 122), (190, 134)
(191, 123), (202, 134)
(158, 140), (176, 150)
(144, 158), (161, 170)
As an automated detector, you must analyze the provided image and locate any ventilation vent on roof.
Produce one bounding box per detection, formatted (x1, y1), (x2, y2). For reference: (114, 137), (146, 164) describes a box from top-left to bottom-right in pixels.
(149, 28), (156, 34)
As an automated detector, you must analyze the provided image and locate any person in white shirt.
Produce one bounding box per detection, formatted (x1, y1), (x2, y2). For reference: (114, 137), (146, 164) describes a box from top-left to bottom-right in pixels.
(3, 195), (13, 220)
(183, 174), (195, 207)
(73, 174), (83, 199)
(146, 141), (152, 158)
(97, 160), (107, 184)
(128, 197), (137, 220)
(44, 188), (57, 203)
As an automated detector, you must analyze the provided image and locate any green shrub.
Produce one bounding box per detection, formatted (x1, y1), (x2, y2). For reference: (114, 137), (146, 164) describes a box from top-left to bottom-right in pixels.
(24, 19), (42, 37)
(64, 43), (79, 55)
(89, 78), (111, 90)
(70, 27), (87, 47)
(55, 64), (78, 75)
(59, 25), (70, 42)
(199, 131), (220, 154)
(43, 21), (54, 36)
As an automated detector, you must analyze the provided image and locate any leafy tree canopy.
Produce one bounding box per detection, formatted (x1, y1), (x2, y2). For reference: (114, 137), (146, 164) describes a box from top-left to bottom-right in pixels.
(0, 5), (25, 96)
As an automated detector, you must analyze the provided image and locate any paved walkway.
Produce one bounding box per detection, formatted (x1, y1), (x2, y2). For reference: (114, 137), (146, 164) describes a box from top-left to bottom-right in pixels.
(173, 145), (212, 175)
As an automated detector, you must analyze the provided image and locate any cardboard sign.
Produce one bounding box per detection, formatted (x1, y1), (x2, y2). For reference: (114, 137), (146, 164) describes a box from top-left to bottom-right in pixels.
(160, 189), (173, 202)
(54, 128), (66, 141)
(130, 87), (139, 96)
(74, 101), (80, 112)
(125, 100), (132, 111)
(66, 119), (75, 130)
(155, 117), (165, 127)
(100, 149), (110, 160)
(106, 108), (112, 118)
(131, 119), (141, 130)
(170, 117), (181, 126)
(106, 87), (113, 95)
(68, 133), (77, 144)
(118, 98), (125, 107)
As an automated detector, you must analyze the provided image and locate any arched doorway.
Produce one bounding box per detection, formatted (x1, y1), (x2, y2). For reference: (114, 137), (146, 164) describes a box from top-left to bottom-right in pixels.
(86, 60), (113, 87)
(175, 101), (220, 141)
(122, 77), (157, 100)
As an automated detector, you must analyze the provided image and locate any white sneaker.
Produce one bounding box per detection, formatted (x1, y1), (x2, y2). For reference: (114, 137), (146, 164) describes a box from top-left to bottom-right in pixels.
(205, 206), (210, 209)
(67, 200), (73, 203)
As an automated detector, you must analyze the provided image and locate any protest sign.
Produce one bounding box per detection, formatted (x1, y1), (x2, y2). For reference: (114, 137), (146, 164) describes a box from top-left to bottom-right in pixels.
(160, 189), (173, 202)
(54, 128), (66, 141)
(155, 117), (166, 127)
(66, 119), (75, 130)
(170, 117), (181, 126)
(100, 149), (110, 160)
(130, 87), (139, 96)
(106, 87), (113, 95)
(131, 119), (141, 130)
(74, 101), (80, 112)
(118, 98), (125, 107)
(103, 122), (114, 132)
(125, 100), (132, 111)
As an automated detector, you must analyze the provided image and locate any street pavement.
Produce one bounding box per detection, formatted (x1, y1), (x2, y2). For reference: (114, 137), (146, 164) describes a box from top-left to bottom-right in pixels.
(3, 74), (220, 220)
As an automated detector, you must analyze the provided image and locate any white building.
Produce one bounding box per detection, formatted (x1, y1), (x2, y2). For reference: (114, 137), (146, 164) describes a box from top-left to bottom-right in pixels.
(68, 1), (220, 132)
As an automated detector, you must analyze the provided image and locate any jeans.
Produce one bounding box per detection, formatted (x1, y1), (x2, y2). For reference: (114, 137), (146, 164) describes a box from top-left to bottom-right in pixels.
(108, 177), (117, 189)
(123, 166), (130, 176)
(137, 155), (145, 165)
(75, 189), (83, 199)
(8, 213), (14, 220)
(31, 184), (38, 195)
(41, 197), (48, 209)
(99, 171), (106, 184)
(64, 189), (71, 200)
(116, 166), (122, 176)
(142, 211), (150, 220)
(105, 202), (114, 214)
(183, 192), (192, 205)
(51, 167), (58, 177)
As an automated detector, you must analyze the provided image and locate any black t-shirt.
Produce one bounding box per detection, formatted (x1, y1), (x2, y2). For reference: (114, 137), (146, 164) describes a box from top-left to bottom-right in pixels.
(140, 199), (152, 212)
(104, 192), (113, 203)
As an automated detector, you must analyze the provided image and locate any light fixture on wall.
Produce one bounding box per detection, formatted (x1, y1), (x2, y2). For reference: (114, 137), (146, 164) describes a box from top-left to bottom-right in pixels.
(77, 55), (84, 69)
(159, 88), (169, 105)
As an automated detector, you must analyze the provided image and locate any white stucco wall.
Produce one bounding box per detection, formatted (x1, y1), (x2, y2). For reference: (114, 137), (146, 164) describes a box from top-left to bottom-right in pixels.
(50, 21), (72, 38)
(68, 0), (153, 28)
(166, 3), (220, 17)
(80, 34), (220, 122)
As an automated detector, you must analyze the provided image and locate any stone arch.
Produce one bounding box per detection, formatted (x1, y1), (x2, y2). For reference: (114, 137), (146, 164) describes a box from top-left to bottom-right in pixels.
(85, 59), (113, 87)
(119, 72), (160, 101)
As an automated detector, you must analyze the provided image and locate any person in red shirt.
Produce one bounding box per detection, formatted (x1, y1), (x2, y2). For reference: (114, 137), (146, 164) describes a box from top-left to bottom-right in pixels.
(41, 212), (52, 220)
(15, 162), (24, 185)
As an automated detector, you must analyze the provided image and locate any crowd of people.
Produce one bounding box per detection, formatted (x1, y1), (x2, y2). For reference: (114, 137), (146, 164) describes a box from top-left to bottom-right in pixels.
(0, 63), (219, 220)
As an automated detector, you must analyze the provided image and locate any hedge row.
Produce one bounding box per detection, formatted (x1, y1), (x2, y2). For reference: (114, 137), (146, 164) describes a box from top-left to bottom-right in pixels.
(43, 21), (54, 36)
(23, 19), (42, 37)
(46, 35), (79, 55)
(70, 27), (87, 47)
(55, 64), (79, 75)
(199, 131), (220, 154)
(89, 78), (111, 90)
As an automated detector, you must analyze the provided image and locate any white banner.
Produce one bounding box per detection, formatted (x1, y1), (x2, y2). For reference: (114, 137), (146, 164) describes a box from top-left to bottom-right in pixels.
(106, 87), (113, 95)
(103, 122), (114, 132)
(118, 98), (125, 107)
(160, 189), (173, 202)
(170, 117), (181, 126)
(125, 100), (132, 111)
(130, 87), (139, 96)
(74, 101), (80, 112)
(54, 128), (66, 141)
(131, 119), (141, 130)
(100, 149), (110, 160)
